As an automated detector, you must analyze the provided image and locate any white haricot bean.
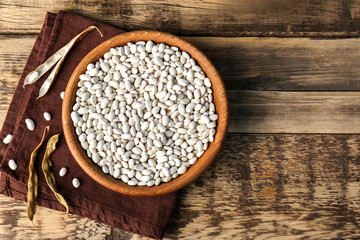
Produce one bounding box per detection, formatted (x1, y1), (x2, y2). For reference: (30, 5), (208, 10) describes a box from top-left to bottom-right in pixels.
(25, 118), (35, 131)
(177, 166), (187, 175)
(80, 74), (91, 81)
(209, 114), (218, 121)
(28, 71), (39, 82)
(114, 168), (121, 178)
(43, 112), (52, 121)
(147, 180), (155, 186)
(128, 179), (139, 186)
(204, 78), (212, 88)
(200, 115), (210, 124)
(3, 134), (13, 144)
(60, 91), (65, 99)
(8, 159), (17, 170)
(59, 167), (67, 177)
(72, 41), (218, 186)
(100, 62), (110, 72)
(72, 178), (81, 188)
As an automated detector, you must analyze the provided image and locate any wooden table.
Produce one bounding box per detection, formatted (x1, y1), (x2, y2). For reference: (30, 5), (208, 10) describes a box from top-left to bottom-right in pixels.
(2, 1), (360, 239)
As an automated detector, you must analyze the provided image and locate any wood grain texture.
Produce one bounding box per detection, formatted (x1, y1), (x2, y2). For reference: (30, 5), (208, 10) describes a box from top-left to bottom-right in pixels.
(229, 91), (360, 134)
(2, 2), (360, 238)
(63, 30), (228, 196)
(189, 37), (360, 91)
(2, 0), (360, 37)
(2, 134), (360, 239)
(4, 35), (360, 91)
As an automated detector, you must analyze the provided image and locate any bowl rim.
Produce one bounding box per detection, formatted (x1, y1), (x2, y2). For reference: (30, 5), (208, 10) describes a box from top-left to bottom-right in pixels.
(62, 30), (229, 196)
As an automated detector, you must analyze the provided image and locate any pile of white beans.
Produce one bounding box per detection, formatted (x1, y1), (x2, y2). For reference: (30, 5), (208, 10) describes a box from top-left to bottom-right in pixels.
(71, 41), (218, 186)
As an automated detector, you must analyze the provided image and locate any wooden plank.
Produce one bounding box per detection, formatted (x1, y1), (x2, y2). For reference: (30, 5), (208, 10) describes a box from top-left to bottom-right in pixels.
(2, 134), (360, 239)
(189, 37), (360, 91)
(3, 36), (360, 133)
(1, 0), (360, 37)
(229, 91), (360, 134)
(4, 35), (360, 91)
(3, 85), (360, 133)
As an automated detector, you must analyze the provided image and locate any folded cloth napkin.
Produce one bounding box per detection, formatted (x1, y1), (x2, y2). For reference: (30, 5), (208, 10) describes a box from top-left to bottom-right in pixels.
(0, 11), (178, 239)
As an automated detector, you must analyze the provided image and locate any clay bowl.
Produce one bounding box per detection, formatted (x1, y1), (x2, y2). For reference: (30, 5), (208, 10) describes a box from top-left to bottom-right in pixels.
(62, 30), (228, 196)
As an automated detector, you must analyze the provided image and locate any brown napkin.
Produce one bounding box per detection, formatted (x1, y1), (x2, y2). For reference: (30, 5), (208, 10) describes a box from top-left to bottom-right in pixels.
(0, 11), (178, 239)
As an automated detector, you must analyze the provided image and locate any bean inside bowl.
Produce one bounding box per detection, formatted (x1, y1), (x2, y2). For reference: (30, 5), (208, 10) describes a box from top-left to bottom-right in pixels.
(62, 30), (228, 196)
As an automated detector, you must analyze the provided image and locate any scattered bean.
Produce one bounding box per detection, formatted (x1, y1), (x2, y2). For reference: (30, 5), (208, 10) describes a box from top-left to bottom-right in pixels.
(59, 167), (67, 177)
(25, 118), (35, 131)
(8, 159), (17, 170)
(43, 112), (52, 121)
(3, 134), (13, 144)
(72, 178), (80, 188)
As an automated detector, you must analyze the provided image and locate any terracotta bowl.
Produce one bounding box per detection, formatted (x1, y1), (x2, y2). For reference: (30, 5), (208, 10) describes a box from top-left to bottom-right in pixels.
(62, 30), (228, 196)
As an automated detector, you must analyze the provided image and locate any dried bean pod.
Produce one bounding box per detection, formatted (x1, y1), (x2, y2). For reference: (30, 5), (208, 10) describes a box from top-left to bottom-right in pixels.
(23, 26), (103, 95)
(27, 126), (49, 225)
(36, 26), (103, 98)
(42, 134), (69, 214)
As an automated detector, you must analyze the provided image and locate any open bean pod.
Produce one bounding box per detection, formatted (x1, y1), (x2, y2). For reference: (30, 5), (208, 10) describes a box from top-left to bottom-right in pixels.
(23, 26), (103, 99)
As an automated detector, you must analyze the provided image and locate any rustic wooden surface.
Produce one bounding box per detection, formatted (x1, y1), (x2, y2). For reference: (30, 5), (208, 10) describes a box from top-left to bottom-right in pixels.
(2, 0), (360, 239)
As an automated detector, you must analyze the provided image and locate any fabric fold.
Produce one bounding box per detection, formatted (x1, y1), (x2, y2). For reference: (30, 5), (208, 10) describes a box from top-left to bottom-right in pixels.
(0, 11), (178, 239)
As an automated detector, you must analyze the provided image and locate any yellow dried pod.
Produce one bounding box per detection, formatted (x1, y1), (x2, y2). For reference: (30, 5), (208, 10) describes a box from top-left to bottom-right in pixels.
(41, 134), (69, 214)
(27, 125), (49, 225)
